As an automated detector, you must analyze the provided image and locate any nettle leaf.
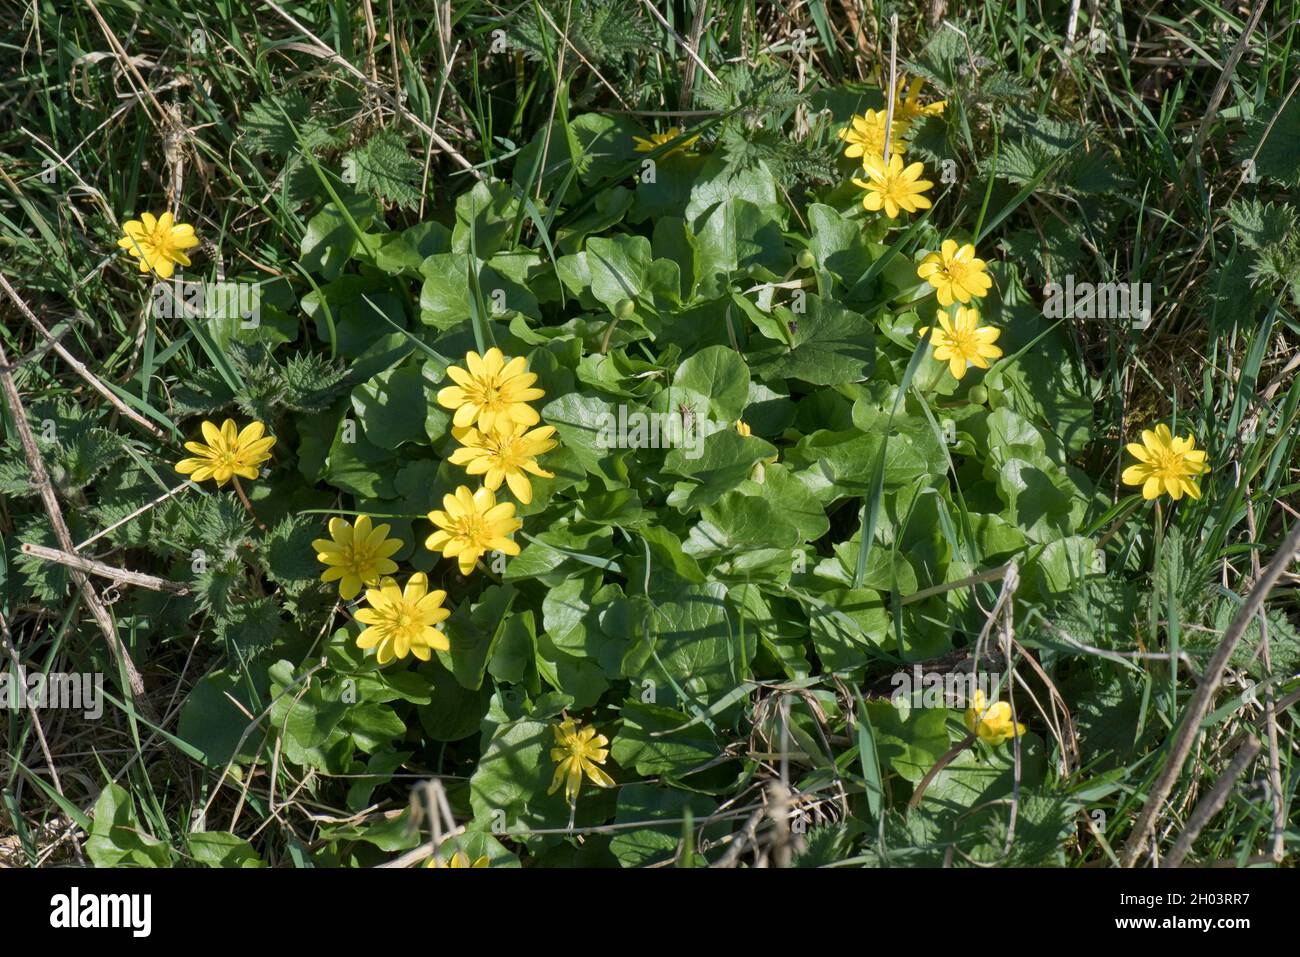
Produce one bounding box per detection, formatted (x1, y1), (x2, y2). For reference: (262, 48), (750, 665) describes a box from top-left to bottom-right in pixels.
(345, 129), (423, 210)
(280, 351), (354, 412)
(1226, 198), (1296, 252)
(217, 596), (285, 654)
(264, 514), (323, 596)
(240, 92), (343, 156)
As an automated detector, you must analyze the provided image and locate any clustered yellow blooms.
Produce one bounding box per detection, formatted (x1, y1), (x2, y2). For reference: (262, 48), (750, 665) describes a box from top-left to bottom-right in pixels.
(426, 485), (524, 576)
(354, 572), (450, 665)
(964, 690), (1025, 746)
(548, 715), (614, 803)
(312, 515), (403, 600)
(917, 239), (993, 307)
(430, 348), (553, 574)
(853, 153), (934, 219)
(118, 211), (199, 279)
(175, 419), (276, 487)
(917, 305), (1002, 381)
(915, 240), (999, 381)
(840, 75), (944, 219)
(632, 126), (700, 158)
(838, 109), (910, 163)
(448, 423), (557, 506)
(1122, 424), (1210, 502)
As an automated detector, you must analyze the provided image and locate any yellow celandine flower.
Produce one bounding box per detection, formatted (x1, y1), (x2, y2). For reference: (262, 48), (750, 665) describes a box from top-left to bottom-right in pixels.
(447, 423), (557, 505)
(116, 211), (200, 279)
(632, 126), (700, 157)
(425, 485), (523, 575)
(964, 690), (1025, 746)
(312, 515), (403, 601)
(354, 572), (450, 665)
(852, 153), (934, 219)
(734, 419), (752, 437)
(175, 419), (276, 487)
(838, 108), (908, 163)
(1121, 424), (1210, 501)
(918, 306), (1003, 380)
(892, 75), (947, 126)
(436, 348), (546, 438)
(548, 716), (614, 803)
(916, 239), (993, 307)
(425, 850), (489, 868)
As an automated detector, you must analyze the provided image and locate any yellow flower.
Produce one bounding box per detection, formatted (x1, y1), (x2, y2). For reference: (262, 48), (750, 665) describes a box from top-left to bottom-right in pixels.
(964, 690), (1024, 746)
(918, 306), (1003, 380)
(838, 108), (908, 163)
(447, 423), (557, 505)
(734, 419), (752, 437)
(852, 153), (934, 219)
(312, 515), (403, 600)
(1122, 424), (1210, 501)
(548, 716), (614, 803)
(354, 572), (450, 665)
(436, 348), (546, 438)
(425, 850), (489, 868)
(425, 485), (522, 575)
(116, 211), (199, 279)
(916, 239), (993, 307)
(174, 419), (276, 487)
(892, 75), (947, 126)
(632, 126), (699, 157)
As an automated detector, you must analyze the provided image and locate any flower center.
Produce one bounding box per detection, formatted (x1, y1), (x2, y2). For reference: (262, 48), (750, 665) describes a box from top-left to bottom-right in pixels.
(943, 259), (970, 284)
(1152, 448), (1183, 476)
(345, 540), (376, 575)
(947, 326), (978, 358)
(457, 512), (487, 547)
